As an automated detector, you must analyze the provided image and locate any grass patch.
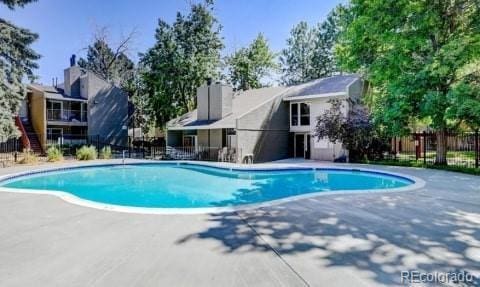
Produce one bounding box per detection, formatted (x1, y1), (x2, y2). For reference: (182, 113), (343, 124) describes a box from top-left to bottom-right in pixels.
(361, 159), (480, 175)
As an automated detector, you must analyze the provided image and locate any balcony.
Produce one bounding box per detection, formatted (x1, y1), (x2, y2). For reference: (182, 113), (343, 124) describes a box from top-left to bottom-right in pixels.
(47, 109), (87, 123)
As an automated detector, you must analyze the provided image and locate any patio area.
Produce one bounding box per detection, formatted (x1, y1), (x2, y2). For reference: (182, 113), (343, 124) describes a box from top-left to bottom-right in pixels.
(0, 160), (479, 286)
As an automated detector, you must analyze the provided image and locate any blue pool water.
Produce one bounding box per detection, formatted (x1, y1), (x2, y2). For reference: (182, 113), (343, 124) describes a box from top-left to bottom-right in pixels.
(0, 163), (413, 208)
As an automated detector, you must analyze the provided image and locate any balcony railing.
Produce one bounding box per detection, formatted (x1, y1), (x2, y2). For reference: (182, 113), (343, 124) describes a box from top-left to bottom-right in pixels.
(47, 109), (87, 122)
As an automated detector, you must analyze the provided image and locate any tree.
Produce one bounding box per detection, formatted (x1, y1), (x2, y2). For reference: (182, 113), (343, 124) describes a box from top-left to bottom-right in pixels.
(280, 21), (314, 85)
(311, 5), (346, 79)
(225, 33), (277, 91)
(336, 0), (480, 165)
(78, 28), (135, 89)
(280, 6), (344, 85)
(315, 99), (388, 162)
(0, 0), (40, 139)
(141, 0), (223, 127)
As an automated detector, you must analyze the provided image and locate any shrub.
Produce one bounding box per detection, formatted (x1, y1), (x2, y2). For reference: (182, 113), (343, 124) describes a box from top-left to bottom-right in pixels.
(76, 145), (97, 160)
(100, 146), (112, 159)
(315, 99), (390, 162)
(19, 148), (38, 164)
(47, 145), (64, 162)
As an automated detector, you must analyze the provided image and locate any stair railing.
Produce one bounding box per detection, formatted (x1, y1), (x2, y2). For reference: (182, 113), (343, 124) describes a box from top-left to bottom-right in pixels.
(14, 116), (31, 151)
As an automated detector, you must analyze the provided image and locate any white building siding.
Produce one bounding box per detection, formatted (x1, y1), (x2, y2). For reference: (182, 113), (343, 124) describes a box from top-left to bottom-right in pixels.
(290, 97), (350, 161)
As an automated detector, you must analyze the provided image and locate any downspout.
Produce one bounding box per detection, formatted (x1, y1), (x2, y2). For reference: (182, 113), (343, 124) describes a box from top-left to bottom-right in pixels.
(207, 79), (211, 147)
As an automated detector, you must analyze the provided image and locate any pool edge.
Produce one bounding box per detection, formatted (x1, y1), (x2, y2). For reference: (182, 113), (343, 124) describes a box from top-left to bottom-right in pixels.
(0, 160), (426, 215)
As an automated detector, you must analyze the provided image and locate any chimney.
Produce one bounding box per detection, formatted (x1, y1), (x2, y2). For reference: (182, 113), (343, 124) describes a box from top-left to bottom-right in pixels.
(197, 80), (233, 121)
(70, 54), (76, 67)
(64, 55), (81, 97)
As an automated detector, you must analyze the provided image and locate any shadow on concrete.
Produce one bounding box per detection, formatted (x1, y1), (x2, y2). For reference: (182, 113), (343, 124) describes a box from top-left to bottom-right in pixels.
(176, 170), (480, 286)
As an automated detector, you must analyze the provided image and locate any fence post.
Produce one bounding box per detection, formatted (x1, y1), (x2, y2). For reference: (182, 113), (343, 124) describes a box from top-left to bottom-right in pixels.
(475, 130), (479, 169)
(423, 131), (427, 165)
(393, 137), (397, 160)
(128, 137), (131, 158)
(142, 136), (145, 159)
(96, 135), (100, 152)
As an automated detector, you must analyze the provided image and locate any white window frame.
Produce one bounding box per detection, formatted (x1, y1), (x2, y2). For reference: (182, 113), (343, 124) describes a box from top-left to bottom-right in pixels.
(290, 102), (310, 127)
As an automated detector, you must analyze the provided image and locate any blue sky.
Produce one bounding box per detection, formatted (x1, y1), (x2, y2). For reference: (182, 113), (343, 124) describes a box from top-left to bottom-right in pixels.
(1, 0), (343, 85)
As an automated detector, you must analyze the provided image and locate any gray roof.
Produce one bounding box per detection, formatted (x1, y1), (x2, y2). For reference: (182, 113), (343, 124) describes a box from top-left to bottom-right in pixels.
(28, 83), (87, 102)
(283, 74), (360, 100)
(168, 86), (289, 130)
(168, 74), (361, 130)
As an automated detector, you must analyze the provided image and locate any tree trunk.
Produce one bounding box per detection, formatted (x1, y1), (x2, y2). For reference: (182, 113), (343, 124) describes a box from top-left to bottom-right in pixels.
(435, 129), (448, 165)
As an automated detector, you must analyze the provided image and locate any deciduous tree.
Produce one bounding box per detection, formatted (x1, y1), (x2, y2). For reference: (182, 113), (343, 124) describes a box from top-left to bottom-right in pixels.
(78, 28), (135, 88)
(225, 33), (277, 91)
(337, 0), (480, 165)
(141, 0), (223, 127)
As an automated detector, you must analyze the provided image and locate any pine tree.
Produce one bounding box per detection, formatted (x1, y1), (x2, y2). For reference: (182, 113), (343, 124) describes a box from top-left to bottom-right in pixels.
(0, 0), (40, 139)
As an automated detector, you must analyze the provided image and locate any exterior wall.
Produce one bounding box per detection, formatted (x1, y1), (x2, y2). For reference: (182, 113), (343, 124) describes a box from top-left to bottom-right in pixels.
(236, 94), (290, 163)
(196, 83), (233, 121)
(287, 79), (363, 161)
(289, 97), (349, 161)
(28, 91), (47, 149)
(347, 78), (363, 102)
(196, 85), (209, 121)
(83, 72), (128, 146)
(197, 129), (222, 147)
(64, 66), (82, 98)
(209, 84), (232, 120)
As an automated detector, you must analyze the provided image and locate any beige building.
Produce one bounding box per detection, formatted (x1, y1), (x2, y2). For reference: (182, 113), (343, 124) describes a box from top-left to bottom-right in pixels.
(18, 55), (128, 153)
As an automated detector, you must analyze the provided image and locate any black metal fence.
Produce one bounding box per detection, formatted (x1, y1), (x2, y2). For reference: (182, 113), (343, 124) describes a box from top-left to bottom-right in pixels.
(0, 138), (22, 166)
(384, 131), (480, 169)
(46, 135), (237, 163)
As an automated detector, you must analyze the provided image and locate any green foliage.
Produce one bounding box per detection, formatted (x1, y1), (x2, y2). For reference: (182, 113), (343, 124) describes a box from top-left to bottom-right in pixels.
(141, 0), (223, 127)
(280, 21), (314, 85)
(336, 0), (480, 164)
(225, 33), (277, 91)
(315, 99), (389, 161)
(100, 146), (112, 159)
(1, 0), (36, 9)
(46, 145), (63, 162)
(0, 0), (39, 138)
(76, 145), (98, 160)
(19, 148), (37, 164)
(125, 65), (152, 134)
(363, 160), (480, 176)
(78, 39), (135, 88)
(280, 6), (344, 85)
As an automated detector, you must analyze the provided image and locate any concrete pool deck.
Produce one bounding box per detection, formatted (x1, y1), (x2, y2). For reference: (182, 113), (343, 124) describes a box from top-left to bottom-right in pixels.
(0, 159), (479, 286)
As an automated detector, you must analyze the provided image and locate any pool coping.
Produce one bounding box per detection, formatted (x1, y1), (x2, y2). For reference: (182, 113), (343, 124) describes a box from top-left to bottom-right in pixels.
(0, 160), (426, 215)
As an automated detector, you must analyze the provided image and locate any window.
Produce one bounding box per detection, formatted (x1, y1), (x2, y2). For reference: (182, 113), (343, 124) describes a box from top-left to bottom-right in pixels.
(291, 103), (298, 126)
(291, 102), (310, 126)
(300, 103), (310, 126)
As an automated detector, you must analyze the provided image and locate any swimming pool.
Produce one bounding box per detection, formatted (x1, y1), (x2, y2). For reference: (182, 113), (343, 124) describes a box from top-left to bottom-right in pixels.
(0, 163), (416, 211)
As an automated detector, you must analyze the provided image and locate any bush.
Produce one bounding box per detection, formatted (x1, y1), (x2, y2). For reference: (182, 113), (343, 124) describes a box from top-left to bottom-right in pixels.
(19, 148), (38, 164)
(100, 146), (112, 159)
(76, 145), (97, 160)
(47, 145), (64, 162)
(315, 99), (390, 162)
